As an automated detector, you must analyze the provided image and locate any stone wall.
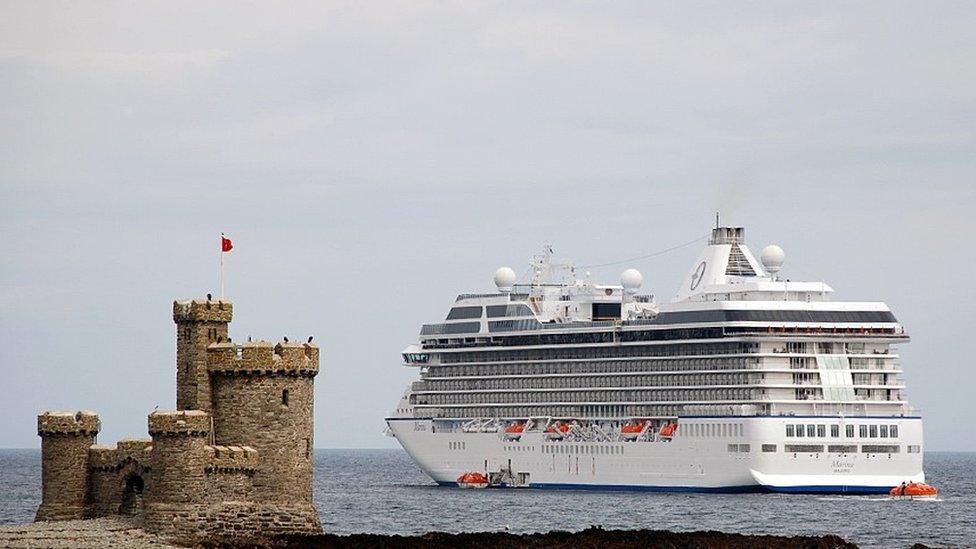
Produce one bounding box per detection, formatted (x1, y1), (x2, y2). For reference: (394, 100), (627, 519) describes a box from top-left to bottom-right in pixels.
(204, 445), (257, 502)
(87, 439), (152, 517)
(35, 411), (100, 521)
(142, 502), (321, 545)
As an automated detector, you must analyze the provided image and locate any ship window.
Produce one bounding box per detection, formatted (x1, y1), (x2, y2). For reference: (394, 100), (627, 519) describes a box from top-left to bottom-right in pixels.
(830, 425), (839, 437)
(786, 425), (795, 437)
(446, 306), (483, 320)
(879, 425), (888, 438)
(785, 444), (824, 453)
(486, 304), (534, 318)
(795, 424), (804, 438)
(859, 425), (868, 438)
(847, 425), (855, 438)
(762, 444), (777, 453)
(592, 303), (622, 320)
(890, 425), (899, 438)
(817, 425), (826, 438)
(869, 425), (878, 438)
(806, 425), (816, 437)
(862, 444), (899, 454)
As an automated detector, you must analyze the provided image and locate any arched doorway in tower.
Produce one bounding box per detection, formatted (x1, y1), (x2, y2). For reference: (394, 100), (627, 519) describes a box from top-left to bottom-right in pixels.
(121, 474), (145, 516)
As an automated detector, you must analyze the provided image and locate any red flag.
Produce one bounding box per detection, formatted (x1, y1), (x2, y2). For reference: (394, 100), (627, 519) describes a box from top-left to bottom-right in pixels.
(221, 234), (233, 252)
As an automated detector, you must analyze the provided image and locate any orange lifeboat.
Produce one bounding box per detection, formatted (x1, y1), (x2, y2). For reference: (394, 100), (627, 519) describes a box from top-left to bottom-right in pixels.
(457, 471), (490, 489)
(620, 421), (646, 440)
(659, 423), (678, 438)
(890, 482), (938, 498)
(546, 422), (571, 440)
(504, 422), (525, 440)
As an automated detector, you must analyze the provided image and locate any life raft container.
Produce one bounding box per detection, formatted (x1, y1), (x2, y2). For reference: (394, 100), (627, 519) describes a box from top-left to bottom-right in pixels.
(546, 422), (571, 439)
(504, 422), (525, 440)
(890, 482), (938, 498)
(620, 422), (646, 440)
(659, 423), (678, 438)
(457, 472), (490, 489)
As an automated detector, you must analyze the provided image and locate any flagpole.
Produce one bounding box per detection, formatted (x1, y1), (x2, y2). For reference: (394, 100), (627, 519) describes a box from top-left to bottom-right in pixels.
(219, 233), (225, 299)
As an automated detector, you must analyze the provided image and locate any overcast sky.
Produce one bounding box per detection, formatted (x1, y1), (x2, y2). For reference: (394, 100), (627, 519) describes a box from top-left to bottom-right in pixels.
(1, 2), (974, 451)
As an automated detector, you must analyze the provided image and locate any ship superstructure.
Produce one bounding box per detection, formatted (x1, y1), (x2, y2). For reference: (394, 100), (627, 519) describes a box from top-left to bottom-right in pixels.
(386, 227), (924, 493)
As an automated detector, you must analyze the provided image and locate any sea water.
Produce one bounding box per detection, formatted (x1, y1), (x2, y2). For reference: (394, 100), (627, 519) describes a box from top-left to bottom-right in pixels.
(1, 449), (973, 548)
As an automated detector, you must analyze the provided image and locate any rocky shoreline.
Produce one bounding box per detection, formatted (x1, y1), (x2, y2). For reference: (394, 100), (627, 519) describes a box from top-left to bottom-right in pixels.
(0, 517), (179, 548)
(212, 527), (861, 548)
(1, 520), (873, 548)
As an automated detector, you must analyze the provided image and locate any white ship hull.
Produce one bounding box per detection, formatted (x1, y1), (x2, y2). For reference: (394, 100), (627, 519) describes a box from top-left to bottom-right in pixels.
(387, 416), (924, 494)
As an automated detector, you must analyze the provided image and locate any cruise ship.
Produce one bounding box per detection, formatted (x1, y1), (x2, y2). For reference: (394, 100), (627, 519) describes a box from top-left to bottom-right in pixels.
(386, 226), (924, 493)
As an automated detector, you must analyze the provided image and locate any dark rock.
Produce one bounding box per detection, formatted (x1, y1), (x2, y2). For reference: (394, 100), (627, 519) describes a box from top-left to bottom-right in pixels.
(199, 527), (859, 549)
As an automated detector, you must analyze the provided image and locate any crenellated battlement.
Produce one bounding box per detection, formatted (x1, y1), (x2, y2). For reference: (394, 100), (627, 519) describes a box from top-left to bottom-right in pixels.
(37, 411), (100, 436)
(173, 299), (233, 323)
(206, 445), (258, 473)
(207, 341), (319, 377)
(88, 438), (152, 471)
(148, 410), (210, 437)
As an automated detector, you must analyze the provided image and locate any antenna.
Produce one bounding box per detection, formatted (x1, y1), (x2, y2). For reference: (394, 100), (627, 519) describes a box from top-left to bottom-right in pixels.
(715, 212), (720, 229)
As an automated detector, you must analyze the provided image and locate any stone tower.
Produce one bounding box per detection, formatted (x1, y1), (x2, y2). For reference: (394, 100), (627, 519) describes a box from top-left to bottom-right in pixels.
(173, 299), (232, 411)
(207, 340), (320, 522)
(35, 411), (100, 520)
(143, 410), (211, 535)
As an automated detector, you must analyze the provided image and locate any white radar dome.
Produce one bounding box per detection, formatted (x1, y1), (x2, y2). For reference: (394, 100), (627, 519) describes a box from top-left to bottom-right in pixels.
(494, 266), (517, 293)
(620, 268), (643, 294)
(761, 245), (785, 274)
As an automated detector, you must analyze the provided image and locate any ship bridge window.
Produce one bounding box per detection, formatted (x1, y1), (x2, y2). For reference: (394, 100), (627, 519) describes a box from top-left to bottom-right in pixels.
(487, 304), (534, 318)
(592, 303), (621, 321)
(446, 306), (483, 320)
(403, 353), (430, 364)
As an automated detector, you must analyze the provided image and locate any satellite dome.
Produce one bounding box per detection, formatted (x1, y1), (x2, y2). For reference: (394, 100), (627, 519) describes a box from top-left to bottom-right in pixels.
(620, 268), (643, 294)
(761, 245), (785, 274)
(494, 267), (516, 292)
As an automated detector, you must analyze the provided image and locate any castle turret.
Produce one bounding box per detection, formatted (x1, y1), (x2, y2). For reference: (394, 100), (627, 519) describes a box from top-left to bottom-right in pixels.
(35, 411), (100, 521)
(144, 410), (211, 537)
(207, 340), (320, 529)
(173, 299), (232, 411)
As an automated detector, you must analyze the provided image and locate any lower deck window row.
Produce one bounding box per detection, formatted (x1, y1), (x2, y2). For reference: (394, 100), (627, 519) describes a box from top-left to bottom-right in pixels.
(786, 423), (899, 439)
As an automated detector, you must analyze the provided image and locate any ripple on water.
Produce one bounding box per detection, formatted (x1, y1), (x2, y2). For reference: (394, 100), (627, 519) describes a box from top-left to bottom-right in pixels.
(1, 449), (973, 548)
